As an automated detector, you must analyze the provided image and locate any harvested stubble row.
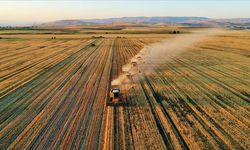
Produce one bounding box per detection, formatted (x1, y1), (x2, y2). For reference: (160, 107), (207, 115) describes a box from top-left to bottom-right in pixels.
(104, 33), (250, 150)
(0, 37), (144, 149)
(148, 38), (249, 149)
(100, 38), (145, 149)
(0, 39), (91, 98)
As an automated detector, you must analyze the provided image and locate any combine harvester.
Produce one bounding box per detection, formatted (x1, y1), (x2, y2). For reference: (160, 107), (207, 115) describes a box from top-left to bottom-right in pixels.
(107, 85), (126, 106)
(107, 70), (135, 106)
(107, 72), (133, 106)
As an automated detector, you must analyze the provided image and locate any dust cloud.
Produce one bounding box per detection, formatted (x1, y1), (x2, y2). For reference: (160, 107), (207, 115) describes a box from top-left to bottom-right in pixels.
(138, 28), (224, 73)
(111, 28), (224, 90)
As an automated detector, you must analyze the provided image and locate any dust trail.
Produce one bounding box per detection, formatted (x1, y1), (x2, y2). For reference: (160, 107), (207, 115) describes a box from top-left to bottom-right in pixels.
(111, 28), (224, 91)
(138, 28), (224, 73)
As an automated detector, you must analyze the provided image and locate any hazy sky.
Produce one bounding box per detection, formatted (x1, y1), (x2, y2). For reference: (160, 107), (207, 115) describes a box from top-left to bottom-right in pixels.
(1, 0), (250, 25)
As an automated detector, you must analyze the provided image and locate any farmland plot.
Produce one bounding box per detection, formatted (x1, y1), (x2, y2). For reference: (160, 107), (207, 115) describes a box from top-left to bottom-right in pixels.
(104, 31), (250, 150)
(0, 30), (249, 150)
(0, 37), (144, 149)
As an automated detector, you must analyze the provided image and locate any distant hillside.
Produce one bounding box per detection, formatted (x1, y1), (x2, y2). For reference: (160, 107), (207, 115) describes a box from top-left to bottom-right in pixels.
(82, 16), (208, 24)
(40, 16), (209, 27)
(39, 20), (95, 27)
(39, 16), (250, 28)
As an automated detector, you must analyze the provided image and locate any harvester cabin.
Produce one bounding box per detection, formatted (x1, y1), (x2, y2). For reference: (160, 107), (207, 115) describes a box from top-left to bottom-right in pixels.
(131, 61), (137, 66)
(107, 87), (127, 106)
(110, 88), (120, 101)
